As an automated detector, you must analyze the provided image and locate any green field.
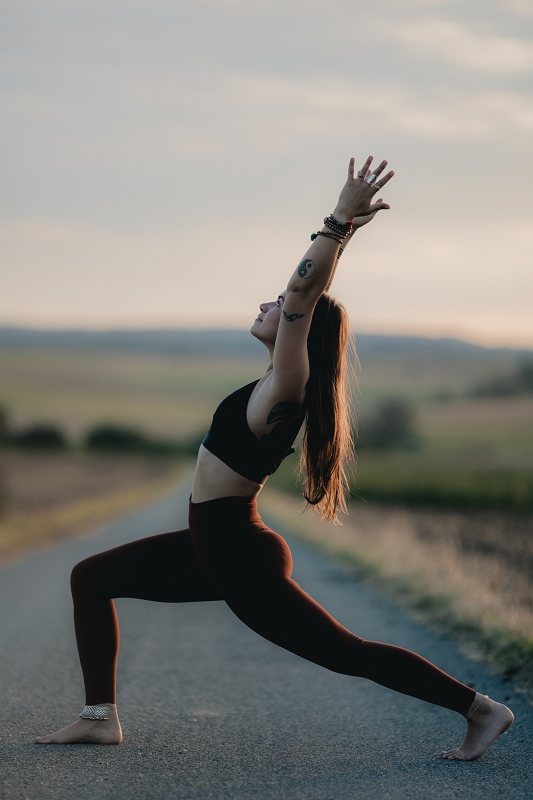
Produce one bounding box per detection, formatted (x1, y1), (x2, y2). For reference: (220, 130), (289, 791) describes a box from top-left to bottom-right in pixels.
(1, 341), (533, 510)
(0, 348), (266, 439)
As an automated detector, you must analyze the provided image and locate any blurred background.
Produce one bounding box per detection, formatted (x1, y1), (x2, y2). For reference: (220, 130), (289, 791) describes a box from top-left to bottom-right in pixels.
(1, 0), (533, 680)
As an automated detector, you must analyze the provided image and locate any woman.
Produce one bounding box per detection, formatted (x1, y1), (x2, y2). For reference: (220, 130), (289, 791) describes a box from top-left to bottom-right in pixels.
(36, 156), (513, 760)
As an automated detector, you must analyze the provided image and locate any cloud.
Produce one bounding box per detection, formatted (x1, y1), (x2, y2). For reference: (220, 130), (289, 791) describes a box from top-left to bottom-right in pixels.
(3, 67), (532, 171)
(0, 219), (81, 243)
(222, 74), (533, 142)
(502, 0), (533, 17)
(388, 19), (533, 73)
(1, 0), (531, 345)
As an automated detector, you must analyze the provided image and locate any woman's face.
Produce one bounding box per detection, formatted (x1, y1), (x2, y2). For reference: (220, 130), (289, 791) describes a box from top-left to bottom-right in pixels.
(250, 291), (286, 346)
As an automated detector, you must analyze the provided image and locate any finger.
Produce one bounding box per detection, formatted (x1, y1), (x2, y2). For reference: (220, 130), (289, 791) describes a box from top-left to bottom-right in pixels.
(368, 201), (390, 212)
(371, 159), (388, 180)
(348, 157), (355, 180)
(357, 155), (373, 180)
(372, 170), (394, 191)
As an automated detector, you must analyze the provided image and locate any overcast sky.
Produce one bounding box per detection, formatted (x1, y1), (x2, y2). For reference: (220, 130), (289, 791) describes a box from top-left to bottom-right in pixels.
(1, 0), (532, 345)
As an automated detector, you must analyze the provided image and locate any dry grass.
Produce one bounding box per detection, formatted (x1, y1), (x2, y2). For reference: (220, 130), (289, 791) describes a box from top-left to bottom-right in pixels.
(0, 452), (186, 565)
(260, 487), (533, 686)
(0, 451), (178, 512)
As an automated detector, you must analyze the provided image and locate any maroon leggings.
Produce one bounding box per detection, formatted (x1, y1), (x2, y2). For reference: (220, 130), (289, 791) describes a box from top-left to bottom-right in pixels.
(70, 496), (475, 714)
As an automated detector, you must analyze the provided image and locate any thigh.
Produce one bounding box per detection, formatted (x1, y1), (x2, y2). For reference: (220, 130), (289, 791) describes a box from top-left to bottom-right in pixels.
(224, 574), (360, 671)
(73, 528), (222, 604)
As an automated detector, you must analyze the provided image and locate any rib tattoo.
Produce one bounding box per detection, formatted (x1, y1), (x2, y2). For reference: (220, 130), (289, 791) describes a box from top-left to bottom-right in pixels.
(259, 402), (304, 460)
(266, 402), (301, 427)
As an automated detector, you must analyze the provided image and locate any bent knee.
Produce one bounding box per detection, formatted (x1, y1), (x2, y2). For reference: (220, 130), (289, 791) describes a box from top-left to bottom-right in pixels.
(71, 555), (106, 600)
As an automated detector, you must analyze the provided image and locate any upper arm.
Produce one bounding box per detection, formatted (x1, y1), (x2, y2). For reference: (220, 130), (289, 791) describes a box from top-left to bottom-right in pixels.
(271, 287), (319, 403)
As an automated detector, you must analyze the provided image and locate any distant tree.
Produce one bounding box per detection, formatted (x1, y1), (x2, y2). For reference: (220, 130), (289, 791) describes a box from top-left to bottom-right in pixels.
(85, 425), (147, 452)
(0, 474), (6, 518)
(10, 424), (68, 450)
(516, 360), (533, 392)
(471, 359), (533, 398)
(358, 398), (419, 451)
(0, 404), (8, 444)
(84, 423), (205, 456)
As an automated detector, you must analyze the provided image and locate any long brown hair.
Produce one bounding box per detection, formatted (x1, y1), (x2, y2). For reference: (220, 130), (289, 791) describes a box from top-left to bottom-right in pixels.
(297, 293), (356, 523)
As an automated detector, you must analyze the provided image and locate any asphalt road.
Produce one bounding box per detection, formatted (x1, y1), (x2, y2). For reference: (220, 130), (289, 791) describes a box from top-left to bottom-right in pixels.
(1, 480), (532, 800)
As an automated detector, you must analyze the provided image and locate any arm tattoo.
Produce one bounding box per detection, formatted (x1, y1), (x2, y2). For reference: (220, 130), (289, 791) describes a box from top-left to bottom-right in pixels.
(297, 259), (316, 279)
(283, 311), (304, 322)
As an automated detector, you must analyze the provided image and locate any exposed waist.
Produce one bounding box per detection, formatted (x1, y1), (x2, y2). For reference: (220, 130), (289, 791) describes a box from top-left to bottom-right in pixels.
(191, 445), (263, 504)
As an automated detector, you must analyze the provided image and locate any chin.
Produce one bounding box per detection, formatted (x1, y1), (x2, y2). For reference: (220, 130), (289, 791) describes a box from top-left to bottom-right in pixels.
(251, 326), (272, 348)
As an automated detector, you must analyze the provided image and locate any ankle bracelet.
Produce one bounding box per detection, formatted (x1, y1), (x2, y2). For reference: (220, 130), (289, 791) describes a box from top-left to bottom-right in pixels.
(80, 705), (110, 721)
(466, 695), (488, 720)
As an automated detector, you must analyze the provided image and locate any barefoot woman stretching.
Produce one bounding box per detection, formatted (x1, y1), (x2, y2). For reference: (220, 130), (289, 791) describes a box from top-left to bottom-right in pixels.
(36, 156), (513, 760)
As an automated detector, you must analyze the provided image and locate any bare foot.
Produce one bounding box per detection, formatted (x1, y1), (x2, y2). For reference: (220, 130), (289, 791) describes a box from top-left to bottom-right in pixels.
(35, 703), (122, 745)
(440, 693), (514, 761)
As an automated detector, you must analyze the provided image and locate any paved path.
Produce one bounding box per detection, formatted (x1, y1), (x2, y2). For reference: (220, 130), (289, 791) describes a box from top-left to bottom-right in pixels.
(1, 481), (532, 799)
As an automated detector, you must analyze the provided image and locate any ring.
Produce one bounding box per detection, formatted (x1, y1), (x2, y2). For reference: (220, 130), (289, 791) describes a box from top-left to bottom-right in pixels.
(373, 183), (382, 191)
(366, 173), (377, 184)
(357, 171), (365, 179)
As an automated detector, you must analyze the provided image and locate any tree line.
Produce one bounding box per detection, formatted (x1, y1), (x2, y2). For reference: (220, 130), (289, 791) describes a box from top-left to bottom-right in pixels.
(0, 405), (202, 456)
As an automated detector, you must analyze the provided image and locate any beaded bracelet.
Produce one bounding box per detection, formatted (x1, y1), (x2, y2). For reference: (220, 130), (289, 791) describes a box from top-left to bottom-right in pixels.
(311, 231), (343, 245)
(323, 214), (353, 239)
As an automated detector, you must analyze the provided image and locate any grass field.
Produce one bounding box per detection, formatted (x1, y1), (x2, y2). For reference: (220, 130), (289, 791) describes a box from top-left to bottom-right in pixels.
(0, 348), (266, 438)
(270, 393), (533, 511)
(1, 343), (533, 510)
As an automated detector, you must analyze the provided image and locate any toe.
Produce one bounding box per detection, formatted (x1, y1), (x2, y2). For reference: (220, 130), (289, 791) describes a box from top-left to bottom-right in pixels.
(449, 751), (467, 761)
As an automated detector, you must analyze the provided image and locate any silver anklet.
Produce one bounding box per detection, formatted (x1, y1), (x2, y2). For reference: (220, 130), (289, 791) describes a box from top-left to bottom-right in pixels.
(466, 694), (488, 720)
(79, 705), (110, 721)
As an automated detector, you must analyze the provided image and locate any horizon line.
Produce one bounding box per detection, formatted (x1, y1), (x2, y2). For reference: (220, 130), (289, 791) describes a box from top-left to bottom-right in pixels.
(1, 324), (533, 353)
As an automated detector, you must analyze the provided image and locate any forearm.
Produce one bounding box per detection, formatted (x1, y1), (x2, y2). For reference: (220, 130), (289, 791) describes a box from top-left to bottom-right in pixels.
(286, 209), (355, 299)
(285, 155), (393, 301)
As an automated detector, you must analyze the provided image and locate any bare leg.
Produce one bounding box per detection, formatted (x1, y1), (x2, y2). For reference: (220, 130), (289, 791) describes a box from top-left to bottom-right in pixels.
(440, 693), (514, 761)
(35, 703), (122, 745)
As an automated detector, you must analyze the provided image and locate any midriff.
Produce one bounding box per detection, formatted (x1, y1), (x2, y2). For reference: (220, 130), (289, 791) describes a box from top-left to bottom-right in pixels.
(191, 444), (263, 503)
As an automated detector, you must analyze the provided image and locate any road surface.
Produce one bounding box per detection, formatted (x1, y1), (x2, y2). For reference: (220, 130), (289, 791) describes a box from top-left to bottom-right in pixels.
(1, 480), (532, 799)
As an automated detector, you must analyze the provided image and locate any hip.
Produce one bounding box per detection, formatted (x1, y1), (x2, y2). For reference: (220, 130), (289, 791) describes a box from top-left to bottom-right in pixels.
(188, 494), (293, 581)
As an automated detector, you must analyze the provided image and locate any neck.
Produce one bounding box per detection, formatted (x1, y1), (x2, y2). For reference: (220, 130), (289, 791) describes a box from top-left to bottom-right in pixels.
(264, 340), (275, 367)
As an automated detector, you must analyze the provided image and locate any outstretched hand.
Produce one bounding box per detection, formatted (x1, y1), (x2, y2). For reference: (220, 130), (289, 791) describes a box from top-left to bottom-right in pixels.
(333, 155), (394, 232)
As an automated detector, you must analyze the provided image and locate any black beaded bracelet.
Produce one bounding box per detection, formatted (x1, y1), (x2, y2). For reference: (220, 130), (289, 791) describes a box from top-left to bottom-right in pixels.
(310, 231), (343, 245)
(323, 214), (353, 239)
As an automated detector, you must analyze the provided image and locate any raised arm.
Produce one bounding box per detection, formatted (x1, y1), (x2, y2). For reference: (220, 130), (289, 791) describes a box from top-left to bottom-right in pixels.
(272, 156), (394, 399)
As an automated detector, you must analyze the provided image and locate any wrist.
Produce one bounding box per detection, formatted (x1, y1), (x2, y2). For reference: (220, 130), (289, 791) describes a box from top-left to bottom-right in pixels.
(331, 206), (352, 225)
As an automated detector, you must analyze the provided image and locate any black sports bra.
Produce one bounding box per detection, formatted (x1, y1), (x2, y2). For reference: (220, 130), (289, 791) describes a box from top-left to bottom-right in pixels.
(201, 380), (305, 484)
